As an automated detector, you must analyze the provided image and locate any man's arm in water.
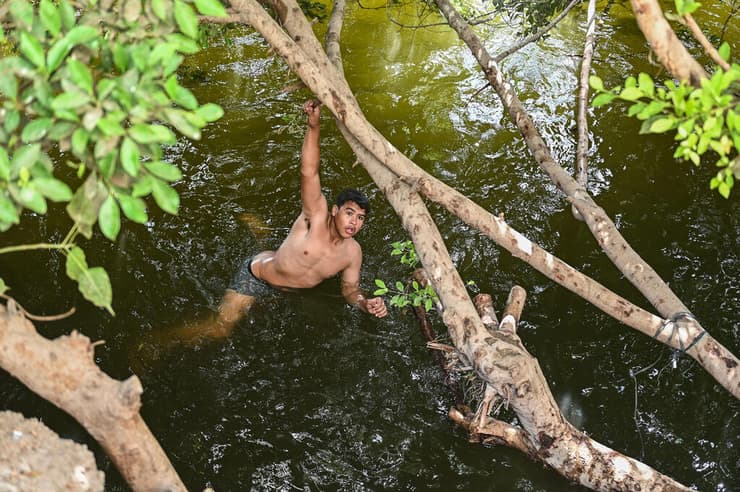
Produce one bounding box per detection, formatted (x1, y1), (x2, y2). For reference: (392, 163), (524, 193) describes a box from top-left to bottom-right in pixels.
(341, 248), (388, 318)
(300, 99), (327, 220)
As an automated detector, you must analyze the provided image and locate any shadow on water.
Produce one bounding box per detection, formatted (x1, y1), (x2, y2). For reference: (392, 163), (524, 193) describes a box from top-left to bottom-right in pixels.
(1, 3), (738, 491)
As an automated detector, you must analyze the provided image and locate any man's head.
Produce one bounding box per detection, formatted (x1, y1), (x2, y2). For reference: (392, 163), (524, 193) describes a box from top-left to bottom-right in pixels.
(332, 188), (370, 238)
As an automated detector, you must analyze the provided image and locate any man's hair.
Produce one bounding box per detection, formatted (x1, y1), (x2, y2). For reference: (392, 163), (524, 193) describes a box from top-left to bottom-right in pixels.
(335, 188), (370, 215)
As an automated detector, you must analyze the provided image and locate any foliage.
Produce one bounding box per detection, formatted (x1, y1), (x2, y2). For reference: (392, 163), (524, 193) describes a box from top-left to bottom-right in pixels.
(373, 240), (476, 313)
(373, 240), (438, 312)
(0, 0), (226, 313)
(589, 56), (739, 198)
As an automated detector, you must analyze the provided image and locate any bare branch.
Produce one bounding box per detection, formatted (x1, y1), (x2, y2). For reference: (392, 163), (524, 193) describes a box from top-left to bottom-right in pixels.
(684, 13), (731, 70)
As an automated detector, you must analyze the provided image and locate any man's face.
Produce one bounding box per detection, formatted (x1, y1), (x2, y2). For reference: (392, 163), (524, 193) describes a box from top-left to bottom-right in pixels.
(332, 201), (367, 238)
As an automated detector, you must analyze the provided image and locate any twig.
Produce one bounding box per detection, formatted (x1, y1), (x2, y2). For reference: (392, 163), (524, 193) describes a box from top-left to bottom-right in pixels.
(1, 294), (76, 322)
(683, 14), (731, 70)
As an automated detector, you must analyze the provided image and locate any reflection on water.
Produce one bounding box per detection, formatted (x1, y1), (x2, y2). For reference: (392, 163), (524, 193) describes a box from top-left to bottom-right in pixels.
(1, 3), (738, 491)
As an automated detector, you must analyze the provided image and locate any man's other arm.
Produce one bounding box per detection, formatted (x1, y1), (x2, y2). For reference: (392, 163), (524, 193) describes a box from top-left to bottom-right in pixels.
(341, 252), (387, 318)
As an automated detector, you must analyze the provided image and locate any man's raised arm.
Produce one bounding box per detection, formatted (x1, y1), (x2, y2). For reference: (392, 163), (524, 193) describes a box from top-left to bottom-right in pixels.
(300, 99), (326, 218)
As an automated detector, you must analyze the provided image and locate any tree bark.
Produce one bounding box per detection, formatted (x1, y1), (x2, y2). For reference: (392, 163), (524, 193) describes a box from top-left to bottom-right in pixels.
(629, 0), (708, 87)
(0, 302), (186, 492)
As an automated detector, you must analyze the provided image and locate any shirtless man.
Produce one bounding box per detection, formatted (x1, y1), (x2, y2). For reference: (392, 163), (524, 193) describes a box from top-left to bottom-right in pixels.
(215, 99), (387, 331)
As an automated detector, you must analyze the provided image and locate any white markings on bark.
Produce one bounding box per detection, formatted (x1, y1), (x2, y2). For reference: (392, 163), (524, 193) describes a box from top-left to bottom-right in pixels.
(511, 230), (533, 256)
(545, 252), (554, 268)
(500, 314), (516, 329)
(612, 456), (632, 481)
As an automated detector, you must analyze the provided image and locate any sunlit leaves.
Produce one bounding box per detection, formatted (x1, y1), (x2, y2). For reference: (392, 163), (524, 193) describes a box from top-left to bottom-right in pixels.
(590, 65), (740, 198)
(194, 0), (227, 17)
(174, 0), (199, 39)
(99, 194), (121, 241)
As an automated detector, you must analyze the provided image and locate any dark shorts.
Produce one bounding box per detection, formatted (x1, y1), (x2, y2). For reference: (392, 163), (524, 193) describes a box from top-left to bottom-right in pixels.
(228, 256), (275, 298)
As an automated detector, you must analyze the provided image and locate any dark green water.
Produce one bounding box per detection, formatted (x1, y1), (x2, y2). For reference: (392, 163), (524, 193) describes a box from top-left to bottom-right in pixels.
(1, 1), (738, 490)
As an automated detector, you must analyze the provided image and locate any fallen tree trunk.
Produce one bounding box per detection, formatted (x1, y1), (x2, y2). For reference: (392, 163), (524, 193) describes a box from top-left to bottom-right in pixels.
(0, 301), (186, 492)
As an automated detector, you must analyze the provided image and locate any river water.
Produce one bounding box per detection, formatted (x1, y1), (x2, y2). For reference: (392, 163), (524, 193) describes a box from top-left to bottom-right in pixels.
(1, 1), (737, 490)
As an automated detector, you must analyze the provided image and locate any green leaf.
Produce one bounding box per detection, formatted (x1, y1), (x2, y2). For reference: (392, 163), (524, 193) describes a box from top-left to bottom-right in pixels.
(21, 118), (53, 143)
(59, 0), (76, 30)
(117, 193), (148, 224)
(71, 128), (89, 157)
(78, 266), (114, 314)
(592, 92), (615, 107)
(99, 194), (121, 241)
(66, 58), (94, 94)
(97, 115), (126, 136)
(0, 193), (20, 225)
(10, 144), (41, 174)
(196, 103), (224, 123)
(51, 91), (91, 111)
(19, 32), (46, 70)
(374, 279), (386, 289)
(373, 288), (387, 296)
(151, 178), (179, 214)
(66, 25), (99, 45)
(194, 0), (227, 16)
(395, 281), (404, 291)
(9, 1), (34, 30)
(144, 161), (182, 182)
(0, 148), (10, 181)
(0, 278), (8, 296)
(152, 0), (169, 20)
(618, 86), (644, 101)
(65, 245), (88, 281)
(166, 33), (199, 55)
(164, 108), (201, 140)
(637, 72), (654, 98)
(17, 186), (47, 214)
(0, 72), (18, 101)
(132, 175), (153, 197)
(174, 0), (199, 39)
(718, 181), (730, 198)
(718, 42), (730, 63)
(129, 124), (176, 144)
(4, 110), (20, 134)
(649, 117), (676, 133)
(588, 75), (604, 92)
(40, 0), (62, 36)
(424, 298), (433, 312)
(66, 172), (108, 238)
(32, 177), (73, 202)
(120, 138), (141, 177)
(47, 38), (73, 73)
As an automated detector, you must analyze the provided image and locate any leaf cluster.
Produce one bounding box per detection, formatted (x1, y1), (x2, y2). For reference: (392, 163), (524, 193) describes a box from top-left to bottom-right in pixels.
(590, 49), (739, 198)
(0, 0), (226, 312)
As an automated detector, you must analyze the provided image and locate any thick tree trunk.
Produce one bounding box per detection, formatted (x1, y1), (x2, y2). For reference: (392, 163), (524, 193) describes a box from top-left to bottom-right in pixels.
(629, 0), (708, 87)
(0, 302), (186, 492)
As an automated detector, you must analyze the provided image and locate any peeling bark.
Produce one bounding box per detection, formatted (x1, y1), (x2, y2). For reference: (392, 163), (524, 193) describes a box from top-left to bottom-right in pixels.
(0, 302), (186, 492)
